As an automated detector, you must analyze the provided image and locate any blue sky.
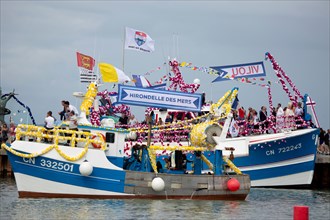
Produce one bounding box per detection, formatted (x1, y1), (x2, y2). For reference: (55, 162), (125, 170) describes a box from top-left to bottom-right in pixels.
(1, 1), (329, 129)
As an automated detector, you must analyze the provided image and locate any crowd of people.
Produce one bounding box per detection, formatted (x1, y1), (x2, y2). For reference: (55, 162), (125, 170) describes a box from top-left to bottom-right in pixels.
(1, 99), (328, 146)
(231, 101), (308, 135)
(0, 121), (16, 144)
(318, 128), (330, 154)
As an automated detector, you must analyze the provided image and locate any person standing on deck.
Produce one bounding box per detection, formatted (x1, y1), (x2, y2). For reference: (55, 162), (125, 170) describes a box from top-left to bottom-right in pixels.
(259, 106), (268, 133)
(64, 101), (79, 119)
(44, 111), (55, 130)
(276, 103), (284, 132)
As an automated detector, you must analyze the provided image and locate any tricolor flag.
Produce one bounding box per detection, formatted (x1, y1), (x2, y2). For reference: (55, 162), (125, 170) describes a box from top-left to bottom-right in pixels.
(76, 52), (96, 83)
(125, 27), (155, 53)
(132, 74), (152, 87)
(98, 63), (130, 83)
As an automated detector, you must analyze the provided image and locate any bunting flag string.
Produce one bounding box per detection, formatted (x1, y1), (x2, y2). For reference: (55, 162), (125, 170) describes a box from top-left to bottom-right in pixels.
(179, 61), (219, 75)
(220, 76), (275, 112)
(153, 75), (168, 85)
(144, 62), (167, 75)
(233, 77), (271, 88)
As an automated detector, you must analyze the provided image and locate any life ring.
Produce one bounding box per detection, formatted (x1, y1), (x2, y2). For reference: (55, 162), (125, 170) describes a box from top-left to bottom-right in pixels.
(91, 133), (106, 148)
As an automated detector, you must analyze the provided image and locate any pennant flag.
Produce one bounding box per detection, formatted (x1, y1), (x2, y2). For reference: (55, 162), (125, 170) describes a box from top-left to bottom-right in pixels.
(77, 52), (96, 83)
(132, 75), (152, 87)
(211, 61), (266, 83)
(125, 27), (155, 53)
(98, 63), (130, 83)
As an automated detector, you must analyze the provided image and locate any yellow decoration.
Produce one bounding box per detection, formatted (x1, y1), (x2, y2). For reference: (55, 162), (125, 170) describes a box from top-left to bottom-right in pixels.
(80, 82), (98, 115)
(1, 143), (54, 158)
(223, 156), (242, 175)
(190, 121), (220, 149)
(54, 142), (89, 161)
(210, 89), (238, 115)
(180, 62), (187, 67)
(5, 124), (107, 162)
(201, 154), (213, 170)
(147, 148), (158, 174)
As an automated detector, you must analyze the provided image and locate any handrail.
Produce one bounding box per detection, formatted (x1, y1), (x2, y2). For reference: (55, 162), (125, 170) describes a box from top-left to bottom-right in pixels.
(15, 124), (107, 150)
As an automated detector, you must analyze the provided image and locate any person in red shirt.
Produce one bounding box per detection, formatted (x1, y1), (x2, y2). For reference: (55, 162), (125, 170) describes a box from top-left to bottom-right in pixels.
(238, 106), (246, 120)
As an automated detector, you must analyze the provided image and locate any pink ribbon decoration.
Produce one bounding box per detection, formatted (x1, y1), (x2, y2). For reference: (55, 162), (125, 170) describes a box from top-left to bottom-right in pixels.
(168, 60), (200, 93)
(265, 52), (303, 106)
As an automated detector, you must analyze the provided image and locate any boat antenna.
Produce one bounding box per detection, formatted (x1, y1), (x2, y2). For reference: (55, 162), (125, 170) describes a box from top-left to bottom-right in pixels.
(122, 26), (126, 72)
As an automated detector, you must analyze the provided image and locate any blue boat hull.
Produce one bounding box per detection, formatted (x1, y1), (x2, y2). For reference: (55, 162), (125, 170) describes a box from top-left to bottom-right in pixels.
(230, 128), (319, 187)
(6, 142), (250, 200)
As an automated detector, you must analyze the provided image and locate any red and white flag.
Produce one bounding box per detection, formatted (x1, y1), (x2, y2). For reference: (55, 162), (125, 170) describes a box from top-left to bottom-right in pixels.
(76, 52), (96, 83)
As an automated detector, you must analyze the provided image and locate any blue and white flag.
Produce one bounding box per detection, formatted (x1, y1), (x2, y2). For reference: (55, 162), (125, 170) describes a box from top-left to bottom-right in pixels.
(125, 27), (155, 53)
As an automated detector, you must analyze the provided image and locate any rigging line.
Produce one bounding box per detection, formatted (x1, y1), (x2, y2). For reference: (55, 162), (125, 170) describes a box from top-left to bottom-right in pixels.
(161, 46), (169, 87)
(177, 34), (179, 61)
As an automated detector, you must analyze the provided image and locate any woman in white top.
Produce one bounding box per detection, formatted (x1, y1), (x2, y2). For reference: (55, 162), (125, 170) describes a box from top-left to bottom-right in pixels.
(276, 103), (284, 132)
(285, 102), (295, 129)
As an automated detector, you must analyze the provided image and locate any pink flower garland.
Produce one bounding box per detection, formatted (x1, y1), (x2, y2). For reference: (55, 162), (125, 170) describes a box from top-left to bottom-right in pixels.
(265, 52), (303, 106)
(168, 60), (200, 93)
(89, 90), (131, 125)
(267, 85), (274, 111)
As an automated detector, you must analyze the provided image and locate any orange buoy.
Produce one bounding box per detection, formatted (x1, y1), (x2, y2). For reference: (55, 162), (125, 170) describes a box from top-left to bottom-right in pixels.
(227, 178), (240, 191)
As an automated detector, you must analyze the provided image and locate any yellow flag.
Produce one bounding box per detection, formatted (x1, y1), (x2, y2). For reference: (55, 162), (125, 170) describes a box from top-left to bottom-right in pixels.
(98, 63), (131, 83)
(99, 63), (119, 82)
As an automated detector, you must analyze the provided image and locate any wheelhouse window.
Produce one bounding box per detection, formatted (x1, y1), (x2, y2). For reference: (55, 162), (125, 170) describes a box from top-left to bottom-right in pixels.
(106, 132), (115, 143)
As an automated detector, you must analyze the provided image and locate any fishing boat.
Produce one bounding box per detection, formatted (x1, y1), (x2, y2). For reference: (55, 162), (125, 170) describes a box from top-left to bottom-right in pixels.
(124, 53), (320, 188)
(129, 108), (319, 188)
(2, 86), (251, 200)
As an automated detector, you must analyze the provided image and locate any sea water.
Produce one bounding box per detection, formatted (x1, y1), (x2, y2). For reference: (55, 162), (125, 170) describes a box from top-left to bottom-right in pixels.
(1, 177), (329, 220)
